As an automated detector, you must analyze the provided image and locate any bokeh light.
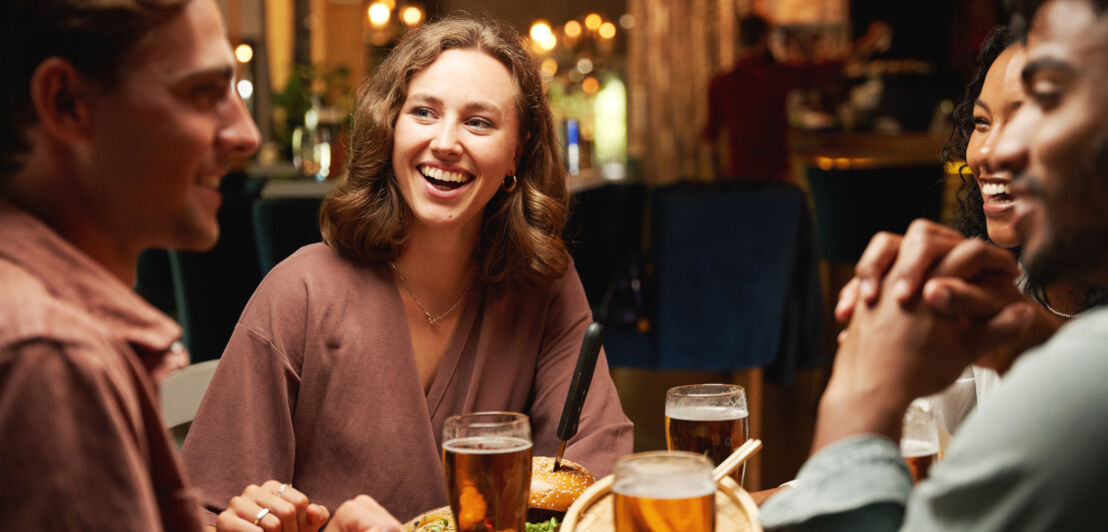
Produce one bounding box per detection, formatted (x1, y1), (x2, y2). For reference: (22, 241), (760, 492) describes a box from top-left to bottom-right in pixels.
(564, 20), (582, 38)
(368, 3), (390, 27)
(236, 79), (254, 100)
(401, 6), (423, 26)
(584, 13), (603, 30)
(234, 44), (253, 63)
(582, 76), (600, 94)
(530, 21), (557, 51)
(599, 22), (617, 39)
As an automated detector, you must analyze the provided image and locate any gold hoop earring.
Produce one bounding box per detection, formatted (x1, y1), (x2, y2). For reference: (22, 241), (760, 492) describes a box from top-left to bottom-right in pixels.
(502, 175), (518, 192)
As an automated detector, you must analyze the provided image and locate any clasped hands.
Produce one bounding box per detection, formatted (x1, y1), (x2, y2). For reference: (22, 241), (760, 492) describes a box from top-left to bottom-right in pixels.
(815, 220), (1060, 447)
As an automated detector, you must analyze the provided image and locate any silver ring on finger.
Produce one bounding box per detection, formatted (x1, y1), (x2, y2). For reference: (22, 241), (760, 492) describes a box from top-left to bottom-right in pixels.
(253, 507), (270, 525)
(276, 483), (289, 496)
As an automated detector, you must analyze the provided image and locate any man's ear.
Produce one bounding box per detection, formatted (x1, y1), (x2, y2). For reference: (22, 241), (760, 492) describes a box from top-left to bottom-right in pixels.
(29, 57), (93, 145)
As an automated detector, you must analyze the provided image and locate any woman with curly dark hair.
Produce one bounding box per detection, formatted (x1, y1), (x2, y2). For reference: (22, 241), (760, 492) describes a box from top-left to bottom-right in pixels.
(181, 13), (632, 525)
(930, 25), (1106, 435)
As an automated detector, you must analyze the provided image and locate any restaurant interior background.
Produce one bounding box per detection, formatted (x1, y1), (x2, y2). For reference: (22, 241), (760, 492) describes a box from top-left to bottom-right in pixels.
(146, 0), (1006, 490)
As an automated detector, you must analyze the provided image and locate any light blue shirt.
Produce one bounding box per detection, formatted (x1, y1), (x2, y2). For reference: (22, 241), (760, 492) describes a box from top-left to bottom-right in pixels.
(761, 306), (1108, 531)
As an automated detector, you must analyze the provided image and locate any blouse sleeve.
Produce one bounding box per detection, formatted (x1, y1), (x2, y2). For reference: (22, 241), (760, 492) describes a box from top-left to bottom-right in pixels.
(181, 269), (307, 524)
(527, 268), (634, 478)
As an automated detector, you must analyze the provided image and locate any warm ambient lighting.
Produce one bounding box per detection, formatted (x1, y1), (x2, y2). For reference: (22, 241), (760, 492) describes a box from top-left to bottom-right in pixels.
(530, 21), (557, 51)
(541, 58), (558, 77)
(619, 14), (635, 29)
(584, 13), (603, 30)
(400, 6), (423, 26)
(582, 76), (600, 94)
(564, 20), (582, 38)
(234, 44), (253, 63)
(576, 58), (593, 74)
(368, 3), (390, 27)
(598, 22), (617, 39)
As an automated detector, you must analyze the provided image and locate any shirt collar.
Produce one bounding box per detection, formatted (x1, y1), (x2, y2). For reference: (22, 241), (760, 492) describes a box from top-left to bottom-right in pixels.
(0, 199), (188, 377)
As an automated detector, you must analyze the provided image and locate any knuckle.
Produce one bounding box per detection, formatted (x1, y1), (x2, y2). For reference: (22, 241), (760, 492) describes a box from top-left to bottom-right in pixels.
(273, 500), (296, 519)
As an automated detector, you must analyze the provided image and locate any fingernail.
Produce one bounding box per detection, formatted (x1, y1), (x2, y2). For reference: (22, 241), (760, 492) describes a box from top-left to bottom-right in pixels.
(860, 279), (876, 301)
(894, 279), (911, 301)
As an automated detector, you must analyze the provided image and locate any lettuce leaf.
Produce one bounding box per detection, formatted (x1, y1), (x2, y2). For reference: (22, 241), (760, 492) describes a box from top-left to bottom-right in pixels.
(525, 517), (559, 532)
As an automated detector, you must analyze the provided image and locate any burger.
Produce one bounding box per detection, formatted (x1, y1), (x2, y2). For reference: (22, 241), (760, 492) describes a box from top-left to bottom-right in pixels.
(406, 457), (595, 532)
(527, 456), (595, 527)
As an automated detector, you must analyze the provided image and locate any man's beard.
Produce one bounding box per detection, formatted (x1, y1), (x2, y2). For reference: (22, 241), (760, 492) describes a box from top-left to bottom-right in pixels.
(1023, 133), (1108, 287)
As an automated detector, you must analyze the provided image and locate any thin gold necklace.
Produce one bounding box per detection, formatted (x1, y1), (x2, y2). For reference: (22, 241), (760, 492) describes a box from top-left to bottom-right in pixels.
(389, 262), (474, 326)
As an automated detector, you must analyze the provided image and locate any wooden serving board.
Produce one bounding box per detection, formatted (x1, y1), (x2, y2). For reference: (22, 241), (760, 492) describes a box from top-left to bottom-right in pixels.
(560, 475), (760, 532)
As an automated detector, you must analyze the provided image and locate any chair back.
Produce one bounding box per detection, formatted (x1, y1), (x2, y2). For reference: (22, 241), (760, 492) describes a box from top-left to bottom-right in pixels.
(160, 359), (219, 449)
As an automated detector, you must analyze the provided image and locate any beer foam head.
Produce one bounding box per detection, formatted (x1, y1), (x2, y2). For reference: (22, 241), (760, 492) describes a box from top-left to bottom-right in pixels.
(443, 436), (533, 454)
(665, 404), (748, 421)
(613, 474), (716, 500)
(613, 452), (715, 499)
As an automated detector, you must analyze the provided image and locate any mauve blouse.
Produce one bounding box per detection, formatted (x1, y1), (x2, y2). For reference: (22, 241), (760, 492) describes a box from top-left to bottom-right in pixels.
(182, 243), (633, 522)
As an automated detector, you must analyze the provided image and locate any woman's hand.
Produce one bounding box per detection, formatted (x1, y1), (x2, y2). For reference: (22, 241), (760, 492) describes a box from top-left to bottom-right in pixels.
(216, 480), (330, 532)
(323, 495), (403, 532)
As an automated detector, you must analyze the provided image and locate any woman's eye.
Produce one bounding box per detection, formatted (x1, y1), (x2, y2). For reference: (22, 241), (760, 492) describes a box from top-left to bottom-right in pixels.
(410, 107), (434, 119)
(972, 116), (990, 131)
(466, 118), (493, 129)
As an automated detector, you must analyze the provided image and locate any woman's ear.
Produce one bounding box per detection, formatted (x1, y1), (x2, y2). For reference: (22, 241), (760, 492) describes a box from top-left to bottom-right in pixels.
(29, 57), (93, 146)
(514, 132), (530, 169)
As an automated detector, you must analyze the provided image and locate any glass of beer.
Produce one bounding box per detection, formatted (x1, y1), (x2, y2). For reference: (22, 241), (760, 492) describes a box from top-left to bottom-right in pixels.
(442, 412), (533, 532)
(900, 401), (939, 484)
(665, 384), (749, 486)
(613, 451), (716, 532)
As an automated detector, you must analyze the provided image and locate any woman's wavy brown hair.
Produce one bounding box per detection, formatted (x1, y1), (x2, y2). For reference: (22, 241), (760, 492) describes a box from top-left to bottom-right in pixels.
(320, 13), (569, 287)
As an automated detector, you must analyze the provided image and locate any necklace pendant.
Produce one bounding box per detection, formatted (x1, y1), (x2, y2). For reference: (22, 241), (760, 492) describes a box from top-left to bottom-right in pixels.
(426, 313), (438, 326)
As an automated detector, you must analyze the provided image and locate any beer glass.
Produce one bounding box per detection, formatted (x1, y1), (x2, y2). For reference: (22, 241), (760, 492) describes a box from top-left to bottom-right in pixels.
(665, 384), (749, 485)
(613, 451), (715, 532)
(900, 402), (939, 484)
(442, 412), (532, 532)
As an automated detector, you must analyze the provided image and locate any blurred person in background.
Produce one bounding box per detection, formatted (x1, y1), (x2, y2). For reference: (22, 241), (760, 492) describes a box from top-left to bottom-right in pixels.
(703, 15), (890, 182)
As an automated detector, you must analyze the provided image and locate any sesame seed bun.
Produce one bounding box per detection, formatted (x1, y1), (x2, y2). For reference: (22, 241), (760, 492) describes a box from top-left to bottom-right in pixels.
(527, 456), (595, 522)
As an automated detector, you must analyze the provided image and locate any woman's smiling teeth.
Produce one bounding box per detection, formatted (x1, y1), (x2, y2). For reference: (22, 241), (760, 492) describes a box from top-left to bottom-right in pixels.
(419, 165), (472, 190)
(981, 182), (1011, 199)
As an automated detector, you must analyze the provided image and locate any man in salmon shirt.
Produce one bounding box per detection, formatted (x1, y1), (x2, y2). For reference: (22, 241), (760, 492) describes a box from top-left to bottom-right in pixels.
(0, 1), (400, 530)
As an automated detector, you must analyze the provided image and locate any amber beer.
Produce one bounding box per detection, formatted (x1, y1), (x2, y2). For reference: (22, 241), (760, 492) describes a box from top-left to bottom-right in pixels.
(665, 387), (749, 485)
(441, 412), (532, 532)
(901, 439), (938, 484)
(613, 452), (715, 532)
(665, 405), (749, 463)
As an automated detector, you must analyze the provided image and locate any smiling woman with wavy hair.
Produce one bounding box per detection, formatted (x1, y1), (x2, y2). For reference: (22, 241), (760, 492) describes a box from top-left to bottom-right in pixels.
(320, 14), (569, 287)
(182, 12), (632, 525)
